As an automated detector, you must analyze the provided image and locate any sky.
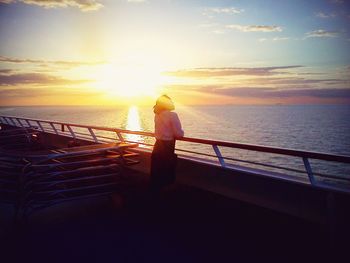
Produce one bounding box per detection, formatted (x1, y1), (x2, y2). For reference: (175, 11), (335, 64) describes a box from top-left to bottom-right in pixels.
(0, 0), (349, 106)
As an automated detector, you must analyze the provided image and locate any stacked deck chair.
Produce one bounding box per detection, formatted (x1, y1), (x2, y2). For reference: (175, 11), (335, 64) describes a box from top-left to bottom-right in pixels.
(0, 151), (27, 205)
(0, 126), (41, 206)
(1, 141), (139, 221)
(0, 126), (40, 151)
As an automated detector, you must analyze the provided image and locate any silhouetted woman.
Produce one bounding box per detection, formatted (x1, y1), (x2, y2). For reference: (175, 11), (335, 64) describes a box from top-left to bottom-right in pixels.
(150, 95), (184, 195)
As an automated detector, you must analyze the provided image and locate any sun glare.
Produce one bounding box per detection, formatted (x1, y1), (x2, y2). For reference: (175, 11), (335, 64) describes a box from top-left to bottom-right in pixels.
(95, 62), (165, 99)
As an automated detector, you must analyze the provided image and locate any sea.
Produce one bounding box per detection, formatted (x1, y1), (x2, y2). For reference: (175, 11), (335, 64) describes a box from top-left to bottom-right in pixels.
(0, 105), (349, 180)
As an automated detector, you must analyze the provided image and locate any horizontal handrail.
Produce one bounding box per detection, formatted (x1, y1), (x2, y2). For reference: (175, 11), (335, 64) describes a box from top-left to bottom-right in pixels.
(1, 114), (349, 164)
(2, 114), (350, 194)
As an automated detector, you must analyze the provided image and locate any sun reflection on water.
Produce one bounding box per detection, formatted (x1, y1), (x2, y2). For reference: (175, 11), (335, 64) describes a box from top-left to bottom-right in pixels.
(125, 106), (144, 144)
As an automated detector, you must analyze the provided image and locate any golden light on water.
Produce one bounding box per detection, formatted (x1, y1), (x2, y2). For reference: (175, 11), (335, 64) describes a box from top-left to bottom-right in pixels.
(125, 106), (144, 144)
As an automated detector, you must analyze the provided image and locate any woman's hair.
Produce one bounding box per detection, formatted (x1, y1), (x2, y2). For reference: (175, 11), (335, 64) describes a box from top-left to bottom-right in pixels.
(153, 95), (175, 114)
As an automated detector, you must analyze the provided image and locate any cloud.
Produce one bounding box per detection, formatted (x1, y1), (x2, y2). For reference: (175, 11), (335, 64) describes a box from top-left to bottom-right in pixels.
(249, 77), (347, 85)
(226, 24), (282, 32)
(200, 87), (350, 99)
(0, 55), (104, 68)
(207, 7), (243, 14)
(258, 37), (290, 42)
(0, 87), (102, 98)
(0, 69), (13, 74)
(163, 66), (302, 78)
(272, 37), (290, 41)
(0, 72), (90, 86)
(305, 29), (339, 38)
(0, 0), (103, 11)
(202, 6), (243, 18)
(315, 11), (337, 18)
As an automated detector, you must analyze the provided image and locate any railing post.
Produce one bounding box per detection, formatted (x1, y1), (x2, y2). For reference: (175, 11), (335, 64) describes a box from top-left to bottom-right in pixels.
(66, 125), (76, 139)
(4, 117), (9, 125)
(25, 119), (31, 128)
(5, 117), (11, 125)
(36, 121), (44, 132)
(49, 122), (59, 135)
(88, 128), (98, 143)
(16, 118), (24, 127)
(303, 157), (316, 186)
(2, 117), (9, 125)
(61, 124), (65, 132)
(116, 131), (124, 142)
(9, 117), (17, 127)
(212, 145), (226, 168)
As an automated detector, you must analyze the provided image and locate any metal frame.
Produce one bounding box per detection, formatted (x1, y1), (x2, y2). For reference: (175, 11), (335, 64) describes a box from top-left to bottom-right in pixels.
(1, 115), (350, 188)
(0, 136), (140, 220)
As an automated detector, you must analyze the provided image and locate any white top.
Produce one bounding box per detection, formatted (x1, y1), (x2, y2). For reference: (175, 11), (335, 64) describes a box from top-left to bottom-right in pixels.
(154, 111), (184, 140)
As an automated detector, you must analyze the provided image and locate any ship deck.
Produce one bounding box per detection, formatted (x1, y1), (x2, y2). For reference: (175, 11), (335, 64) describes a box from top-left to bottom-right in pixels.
(1, 175), (332, 263)
(1, 116), (349, 262)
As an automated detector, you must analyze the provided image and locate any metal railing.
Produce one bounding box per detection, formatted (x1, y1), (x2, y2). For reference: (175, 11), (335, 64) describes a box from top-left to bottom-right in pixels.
(1, 115), (350, 190)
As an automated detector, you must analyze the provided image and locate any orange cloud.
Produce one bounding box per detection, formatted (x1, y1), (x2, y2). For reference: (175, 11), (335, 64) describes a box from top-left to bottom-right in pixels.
(0, 55), (105, 68)
(0, 72), (91, 86)
(0, 0), (103, 11)
(163, 66), (302, 78)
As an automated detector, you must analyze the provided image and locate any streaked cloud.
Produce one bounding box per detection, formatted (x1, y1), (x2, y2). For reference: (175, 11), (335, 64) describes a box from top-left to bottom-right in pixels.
(258, 37), (290, 42)
(305, 29), (339, 38)
(226, 24), (282, 32)
(163, 66), (302, 78)
(247, 77), (347, 85)
(0, 0), (103, 11)
(206, 7), (243, 14)
(273, 37), (290, 41)
(200, 87), (350, 99)
(163, 64), (350, 104)
(202, 6), (243, 18)
(0, 72), (90, 86)
(272, 37), (290, 41)
(0, 87), (102, 98)
(0, 55), (104, 68)
(315, 11), (337, 18)
(0, 69), (14, 74)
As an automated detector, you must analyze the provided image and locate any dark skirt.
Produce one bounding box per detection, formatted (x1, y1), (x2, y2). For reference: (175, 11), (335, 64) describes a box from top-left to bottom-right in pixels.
(150, 139), (177, 191)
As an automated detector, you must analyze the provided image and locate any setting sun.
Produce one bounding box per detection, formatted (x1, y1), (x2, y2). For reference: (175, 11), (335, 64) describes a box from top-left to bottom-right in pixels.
(94, 61), (165, 99)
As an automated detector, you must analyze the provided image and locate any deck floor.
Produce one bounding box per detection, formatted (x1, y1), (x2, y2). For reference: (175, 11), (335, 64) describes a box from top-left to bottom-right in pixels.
(0, 171), (338, 263)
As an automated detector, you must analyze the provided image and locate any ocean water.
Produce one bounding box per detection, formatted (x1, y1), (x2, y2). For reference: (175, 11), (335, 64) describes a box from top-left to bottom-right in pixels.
(0, 105), (349, 180)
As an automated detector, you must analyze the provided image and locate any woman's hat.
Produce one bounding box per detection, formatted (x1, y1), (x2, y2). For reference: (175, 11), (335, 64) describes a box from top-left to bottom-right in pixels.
(154, 95), (175, 111)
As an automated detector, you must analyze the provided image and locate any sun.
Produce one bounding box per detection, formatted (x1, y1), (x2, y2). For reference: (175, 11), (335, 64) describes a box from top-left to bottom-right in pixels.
(94, 62), (165, 99)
